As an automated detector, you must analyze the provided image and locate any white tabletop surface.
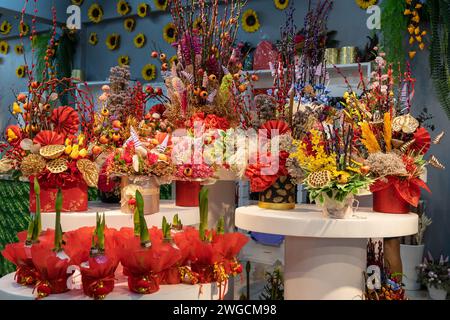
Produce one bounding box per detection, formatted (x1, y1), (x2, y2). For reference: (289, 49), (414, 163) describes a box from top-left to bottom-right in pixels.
(235, 204), (418, 239)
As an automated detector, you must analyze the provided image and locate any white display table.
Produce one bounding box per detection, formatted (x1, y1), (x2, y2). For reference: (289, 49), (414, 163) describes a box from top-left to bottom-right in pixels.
(41, 200), (199, 231)
(0, 272), (226, 300)
(235, 205), (418, 300)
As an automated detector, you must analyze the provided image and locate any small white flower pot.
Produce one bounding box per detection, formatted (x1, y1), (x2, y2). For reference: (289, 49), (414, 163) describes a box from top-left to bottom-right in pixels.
(427, 285), (448, 300)
(400, 244), (424, 291)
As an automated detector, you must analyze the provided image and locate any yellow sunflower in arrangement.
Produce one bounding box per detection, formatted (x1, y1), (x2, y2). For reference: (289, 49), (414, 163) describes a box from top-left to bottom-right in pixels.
(117, 0), (131, 16)
(14, 45), (24, 55)
(134, 33), (146, 48)
(124, 18), (136, 32)
(137, 3), (149, 17)
(242, 9), (260, 33)
(88, 3), (104, 23)
(142, 64), (156, 81)
(118, 55), (130, 67)
(88, 32), (98, 45)
(0, 41), (9, 55)
(71, 0), (84, 5)
(106, 33), (120, 50)
(274, 0), (289, 10)
(355, 0), (378, 10)
(163, 22), (177, 44)
(153, 0), (168, 11)
(16, 65), (26, 78)
(20, 23), (29, 36)
(0, 21), (12, 35)
(169, 55), (179, 66)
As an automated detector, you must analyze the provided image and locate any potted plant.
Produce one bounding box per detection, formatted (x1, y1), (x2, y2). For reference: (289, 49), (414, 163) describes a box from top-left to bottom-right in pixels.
(418, 253), (450, 300)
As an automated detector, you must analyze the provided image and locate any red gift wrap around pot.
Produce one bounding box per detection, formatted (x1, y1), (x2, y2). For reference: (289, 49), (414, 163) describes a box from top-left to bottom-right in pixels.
(373, 185), (410, 214)
(176, 181), (202, 207)
(82, 274), (116, 299)
(29, 177), (88, 212)
(127, 273), (159, 294)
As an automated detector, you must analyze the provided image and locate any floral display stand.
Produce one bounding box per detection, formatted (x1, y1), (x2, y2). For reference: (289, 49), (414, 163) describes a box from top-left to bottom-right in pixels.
(235, 205), (418, 300)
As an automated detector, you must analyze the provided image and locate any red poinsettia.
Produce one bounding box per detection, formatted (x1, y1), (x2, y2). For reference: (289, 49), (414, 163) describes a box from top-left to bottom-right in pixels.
(370, 176), (430, 207)
(51, 106), (80, 136)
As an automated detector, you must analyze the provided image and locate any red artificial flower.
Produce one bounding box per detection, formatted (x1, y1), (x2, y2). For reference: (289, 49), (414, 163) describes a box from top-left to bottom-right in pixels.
(402, 155), (417, 175)
(51, 106), (80, 136)
(261, 120), (291, 139)
(204, 114), (230, 130)
(147, 152), (159, 165)
(412, 127), (431, 154)
(150, 103), (166, 116)
(33, 130), (65, 146)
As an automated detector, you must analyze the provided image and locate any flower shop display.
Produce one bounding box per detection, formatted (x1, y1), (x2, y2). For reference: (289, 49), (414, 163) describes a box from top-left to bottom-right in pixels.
(418, 253), (450, 300)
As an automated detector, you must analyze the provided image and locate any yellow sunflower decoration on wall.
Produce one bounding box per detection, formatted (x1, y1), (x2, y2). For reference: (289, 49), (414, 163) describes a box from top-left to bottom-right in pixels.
(274, 0), (289, 10)
(137, 3), (149, 17)
(124, 18), (136, 32)
(242, 9), (260, 33)
(142, 64), (156, 81)
(355, 0), (378, 10)
(88, 3), (104, 23)
(118, 55), (130, 67)
(71, 0), (84, 5)
(14, 45), (24, 55)
(193, 17), (204, 34)
(169, 55), (179, 66)
(106, 34), (120, 50)
(134, 33), (146, 48)
(16, 65), (26, 78)
(89, 32), (98, 45)
(19, 23), (29, 36)
(0, 41), (9, 55)
(163, 22), (177, 44)
(117, 0), (131, 16)
(154, 0), (168, 11)
(0, 21), (12, 35)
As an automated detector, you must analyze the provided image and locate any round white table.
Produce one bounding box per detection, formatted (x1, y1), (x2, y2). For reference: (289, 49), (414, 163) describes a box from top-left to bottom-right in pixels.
(40, 200), (199, 231)
(235, 204), (418, 300)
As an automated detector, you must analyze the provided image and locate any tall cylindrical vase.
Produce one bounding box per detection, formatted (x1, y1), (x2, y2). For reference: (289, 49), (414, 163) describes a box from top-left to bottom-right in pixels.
(400, 244), (424, 291)
(373, 185), (410, 214)
(120, 176), (160, 215)
(175, 181), (202, 207)
(258, 176), (296, 210)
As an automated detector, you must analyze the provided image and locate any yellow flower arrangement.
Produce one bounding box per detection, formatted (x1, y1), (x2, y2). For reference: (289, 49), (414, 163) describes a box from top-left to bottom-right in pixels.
(19, 23), (29, 36)
(117, 0), (131, 16)
(137, 3), (149, 17)
(162, 22), (177, 44)
(16, 65), (26, 78)
(355, 0), (377, 10)
(0, 21), (12, 35)
(142, 64), (156, 81)
(89, 32), (98, 45)
(106, 34), (120, 50)
(242, 9), (260, 33)
(134, 33), (146, 48)
(153, 0), (168, 11)
(14, 45), (24, 55)
(274, 0), (289, 10)
(118, 55), (130, 67)
(88, 3), (103, 23)
(0, 41), (9, 55)
(124, 18), (136, 32)
(71, 0), (84, 5)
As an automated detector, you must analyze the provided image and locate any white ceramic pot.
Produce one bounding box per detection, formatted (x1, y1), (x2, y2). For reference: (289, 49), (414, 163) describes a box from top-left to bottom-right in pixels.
(427, 285), (448, 300)
(400, 244), (424, 291)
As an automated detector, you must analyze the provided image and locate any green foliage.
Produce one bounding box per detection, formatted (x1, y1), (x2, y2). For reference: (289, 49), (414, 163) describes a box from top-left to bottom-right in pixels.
(199, 188), (209, 241)
(136, 190), (150, 246)
(216, 216), (225, 235)
(259, 267), (284, 301)
(53, 188), (63, 252)
(26, 177), (41, 244)
(307, 175), (372, 203)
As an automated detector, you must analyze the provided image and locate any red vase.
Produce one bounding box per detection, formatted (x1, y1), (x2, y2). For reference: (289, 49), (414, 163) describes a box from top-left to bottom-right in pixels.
(373, 185), (410, 214)
(175, 181), (202, 207)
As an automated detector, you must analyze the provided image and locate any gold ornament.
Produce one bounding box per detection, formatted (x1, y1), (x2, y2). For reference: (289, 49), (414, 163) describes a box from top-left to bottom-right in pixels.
(39, 145), (66, 159)
(20, 154), (46, 176)
(428, 155), (445, 170)
(307, 170), (332, 188)
(400, 139), (416, 153)
(76, 159), (99, 187)
(46, 158), (69, 174)
(392, 114), (419, 134)
(433, 131), (445, 145)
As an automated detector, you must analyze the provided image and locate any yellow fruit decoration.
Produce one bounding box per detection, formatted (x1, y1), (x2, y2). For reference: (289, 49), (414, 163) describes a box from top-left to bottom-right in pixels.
(12, 102), (22, 115)
(70, 144), (80, 159)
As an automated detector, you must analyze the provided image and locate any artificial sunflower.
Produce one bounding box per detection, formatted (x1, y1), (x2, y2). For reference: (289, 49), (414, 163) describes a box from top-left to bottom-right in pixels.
(117, 0), (131, 16)
(118, 55), (130, 66)
(242, 9), (260, 33)
(142, 64), (156, 81)
(0, 41), (9, 55)
(162, 22), (177, 44)
(134, 33), (146, 48)
(0, 21), (12, 35)
(355, 0), (378, 10)
(19, 23), (29, 36)
(169, 55), (179, 66)
(193, 17), (204, 34)
(88, 3), (104, 23)
(71, 0), (84, 5)
(274, 0), (289, 10)
(106, 34), (120, 50)
(124, 18), (136, 32)
(89, 32), (98, 45)
(137, 3), (149, 17)
(154, 0), (168, 11)
(16, 65), (26, 78)
(14, 45), (24, 55)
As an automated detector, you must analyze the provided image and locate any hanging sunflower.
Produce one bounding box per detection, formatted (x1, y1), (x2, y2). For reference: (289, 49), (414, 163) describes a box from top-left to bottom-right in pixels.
(242, 9), (260, 33)
(117, 0), (131, 16)
(124, 18), (136, 32)
(193, 17), (204, 34)
(137, 3), (149, 17)
(16, 65), (26, 78)
(0, 41), (9, 55)
(71, 0), (84, 5)
(106, 34), (120, 50)
(118, 55), (130, 66)
(169, 55), (179, 66)
(154, 0), (168, 11)
(163, 22), (177, 44)
(355, 0), (378, 10)
(142, 64), (156, 81)
(88, 3), (104, 23)
(89, 32), (98, 45)
(274, 0), (289, 10)
(134, 33), (146, 48)
(19, 23), (29, 36)
(14, 45), (24, 55)
(0, 21), (12, 35)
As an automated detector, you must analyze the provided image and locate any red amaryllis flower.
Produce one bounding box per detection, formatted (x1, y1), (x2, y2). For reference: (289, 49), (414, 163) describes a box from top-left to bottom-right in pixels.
(33, 130), (65, 146)
(51, 106), (80, 136)
(412, 127), (431, 154)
